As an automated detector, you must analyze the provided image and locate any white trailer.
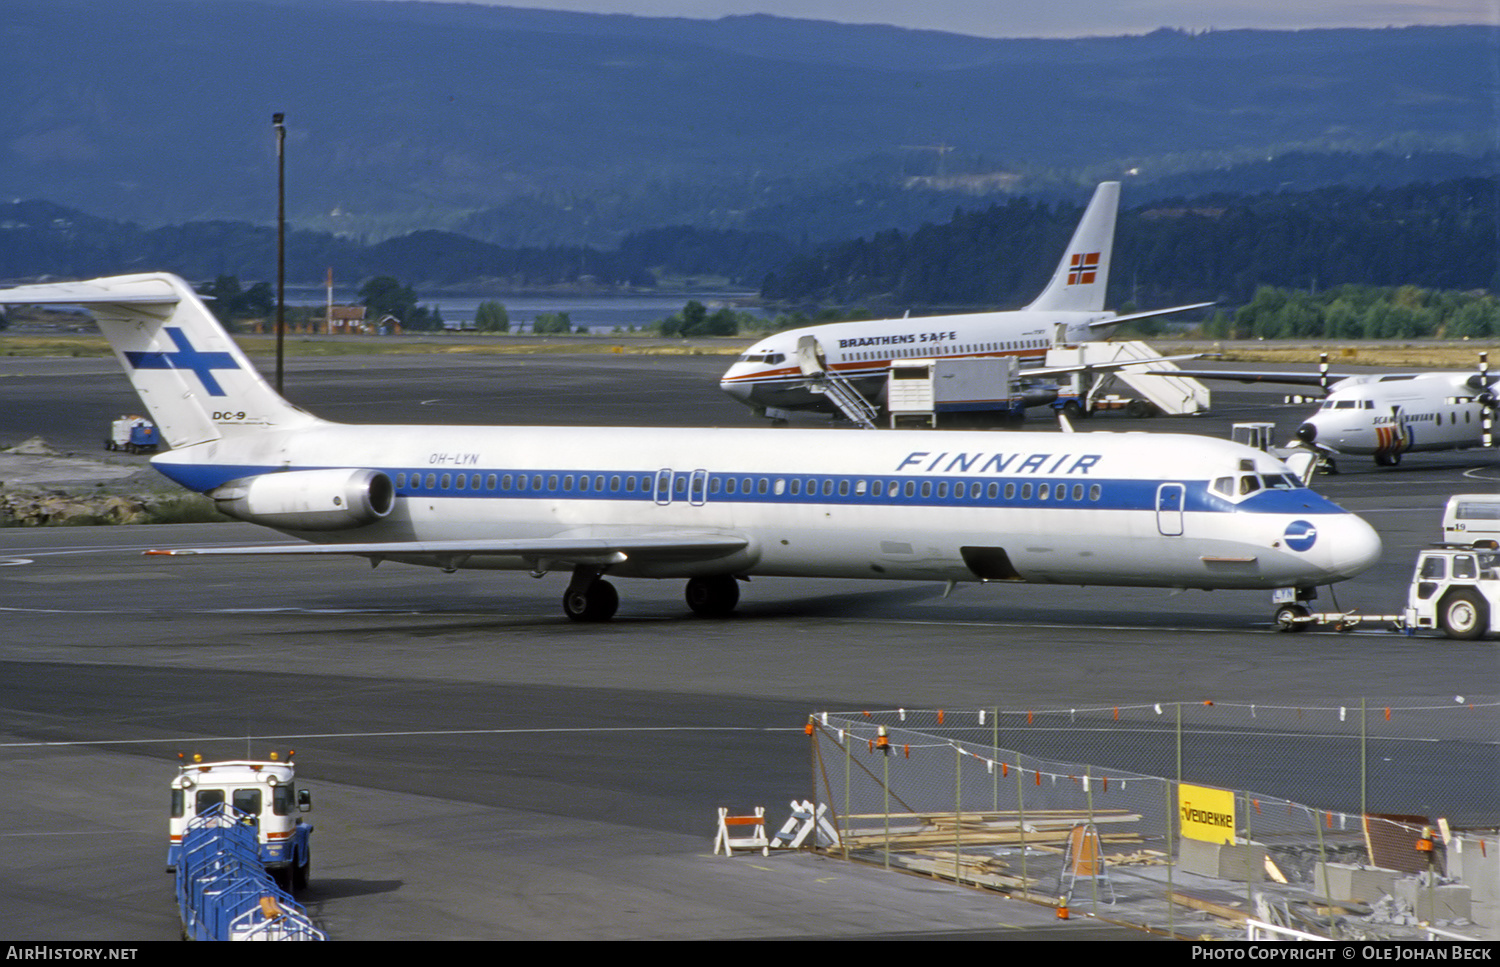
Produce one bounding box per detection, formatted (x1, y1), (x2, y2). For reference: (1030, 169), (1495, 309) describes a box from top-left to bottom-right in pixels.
(887, 356), (1024, 428)
(1442, 494), (1500, 545)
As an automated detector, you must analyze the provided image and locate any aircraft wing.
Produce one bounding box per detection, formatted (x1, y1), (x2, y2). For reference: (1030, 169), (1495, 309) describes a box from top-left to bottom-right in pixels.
(1086, 302), (1216, 330)
(1020, 352), (1209, 381)
(1143, 368), (1338, 388)
(146, 533), (750, 569)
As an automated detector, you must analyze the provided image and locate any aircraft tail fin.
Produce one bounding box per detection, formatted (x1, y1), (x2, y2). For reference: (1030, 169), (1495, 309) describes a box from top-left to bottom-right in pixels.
(0, 273), (320, 449)
(1025, 181), (1119, 314)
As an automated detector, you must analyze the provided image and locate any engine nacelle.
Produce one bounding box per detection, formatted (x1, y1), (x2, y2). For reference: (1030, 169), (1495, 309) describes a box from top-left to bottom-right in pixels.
(210, 468), (395, 531)
(1018, 385), (1060, 407)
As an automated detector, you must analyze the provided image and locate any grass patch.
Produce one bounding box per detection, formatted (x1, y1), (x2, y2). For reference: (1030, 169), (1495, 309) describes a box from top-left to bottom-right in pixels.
(143, 493), (233, 524)
(2, 336), (114, 357)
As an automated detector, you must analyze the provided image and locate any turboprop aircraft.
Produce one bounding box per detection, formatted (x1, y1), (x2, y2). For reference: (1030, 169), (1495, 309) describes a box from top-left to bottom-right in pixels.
(1168, 354), (1498, 468)
(720, 181), (1212, 425)
(0, 273), (1380, 623)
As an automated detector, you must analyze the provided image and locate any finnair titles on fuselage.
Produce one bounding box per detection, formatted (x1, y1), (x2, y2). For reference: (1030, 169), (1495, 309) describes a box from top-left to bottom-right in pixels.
(721, 181), (1210, 420)
(0, 272), (1380, 623)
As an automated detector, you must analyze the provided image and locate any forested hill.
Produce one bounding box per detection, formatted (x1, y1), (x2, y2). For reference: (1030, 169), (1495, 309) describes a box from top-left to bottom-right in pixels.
(3, 0), (1494, 240)
(762, 179), (1500, 310)
(2, 180), (1494, 310)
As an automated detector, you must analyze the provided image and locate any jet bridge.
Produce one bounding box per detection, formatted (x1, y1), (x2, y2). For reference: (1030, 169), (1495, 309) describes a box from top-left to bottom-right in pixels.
(1046, 341), (1210, 417)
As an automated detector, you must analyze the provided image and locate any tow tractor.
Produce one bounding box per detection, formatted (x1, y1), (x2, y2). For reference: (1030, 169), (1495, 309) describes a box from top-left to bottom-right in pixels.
(168, 752), (314, 890)
(106, 414), (159, 454)
(1274, 542), (1500, 639)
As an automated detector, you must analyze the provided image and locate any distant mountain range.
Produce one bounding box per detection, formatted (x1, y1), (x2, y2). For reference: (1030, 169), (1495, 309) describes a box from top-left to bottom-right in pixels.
(4, 0), (1495, 243)
(4, 175), (1493, 311)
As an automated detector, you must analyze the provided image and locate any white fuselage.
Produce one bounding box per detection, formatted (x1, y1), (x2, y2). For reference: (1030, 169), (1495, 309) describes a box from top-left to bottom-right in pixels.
(1297, 372), (1491, 458)
(154, 423), (1380, 591)
(720, 310), (1110, 414)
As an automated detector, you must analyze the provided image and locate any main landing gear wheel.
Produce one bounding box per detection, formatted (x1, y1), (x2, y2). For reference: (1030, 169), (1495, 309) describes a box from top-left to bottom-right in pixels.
(1438, 590), (1488, 640)
(685, 575), (740, 617)
(1274, 604), (1310, 632)
(563, 579), (618, 622)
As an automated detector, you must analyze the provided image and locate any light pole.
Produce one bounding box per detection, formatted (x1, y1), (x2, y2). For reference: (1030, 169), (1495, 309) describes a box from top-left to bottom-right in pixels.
(273, 112), (286, 394)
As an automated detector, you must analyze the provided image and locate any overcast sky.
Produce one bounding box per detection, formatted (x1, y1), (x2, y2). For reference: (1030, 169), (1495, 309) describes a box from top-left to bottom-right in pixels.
(431, 1), (1496, 37)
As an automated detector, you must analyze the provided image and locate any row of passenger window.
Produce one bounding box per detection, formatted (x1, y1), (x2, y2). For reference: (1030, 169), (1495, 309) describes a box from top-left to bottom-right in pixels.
(396, 471), (651, 494)
(845, 340), (1048, 363)
(394, 470), (1106, 504)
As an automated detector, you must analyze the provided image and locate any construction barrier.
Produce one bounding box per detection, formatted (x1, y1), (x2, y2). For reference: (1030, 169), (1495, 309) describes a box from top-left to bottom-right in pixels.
(175, 804), (325, 941)
(713, 806), (769, 856)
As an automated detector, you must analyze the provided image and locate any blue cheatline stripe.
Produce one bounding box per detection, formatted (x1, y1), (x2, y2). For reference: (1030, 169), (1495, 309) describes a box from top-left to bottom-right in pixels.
(154, 463), (1351, 516)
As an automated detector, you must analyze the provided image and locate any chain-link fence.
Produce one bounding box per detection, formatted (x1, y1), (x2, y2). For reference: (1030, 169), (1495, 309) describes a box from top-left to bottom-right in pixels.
(804, 699), (1498, 940)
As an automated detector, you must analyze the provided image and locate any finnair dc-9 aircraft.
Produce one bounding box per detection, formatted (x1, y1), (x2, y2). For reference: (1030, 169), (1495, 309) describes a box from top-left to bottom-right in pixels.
(0, 273), (1380, 625)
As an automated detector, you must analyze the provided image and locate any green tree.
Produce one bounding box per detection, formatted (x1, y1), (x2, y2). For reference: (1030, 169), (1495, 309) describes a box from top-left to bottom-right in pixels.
(242, 282), (274, 317)
(659, 300), (744, 337)
(360, 276), (420, 325)
(532, 311), (572, 334)
(475, 300), (510, 333)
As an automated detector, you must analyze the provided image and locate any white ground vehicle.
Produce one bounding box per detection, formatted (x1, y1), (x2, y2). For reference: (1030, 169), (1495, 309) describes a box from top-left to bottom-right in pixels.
(1442, 494), (1500, 546)
(1405, 544), (1500, 639)
(168, 754), (314, 890)
(1276, 544), (1500, 640)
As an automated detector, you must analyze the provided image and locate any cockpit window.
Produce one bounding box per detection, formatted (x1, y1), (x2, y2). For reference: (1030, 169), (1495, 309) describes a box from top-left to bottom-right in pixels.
(1239, 475), (1261, 495)
(1259, 474), (1302, 491)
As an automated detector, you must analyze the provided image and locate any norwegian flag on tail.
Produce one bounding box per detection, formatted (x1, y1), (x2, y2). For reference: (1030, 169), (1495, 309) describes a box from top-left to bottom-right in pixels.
(1068, 252), (1101, 285)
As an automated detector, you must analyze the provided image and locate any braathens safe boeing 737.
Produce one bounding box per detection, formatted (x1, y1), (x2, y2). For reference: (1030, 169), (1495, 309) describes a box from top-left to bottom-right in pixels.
(721, 181), (1211, 423)
(0, 273), (1379, 624)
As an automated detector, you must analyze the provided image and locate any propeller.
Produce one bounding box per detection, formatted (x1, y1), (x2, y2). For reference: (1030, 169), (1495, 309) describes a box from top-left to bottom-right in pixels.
(1459, 352), (1496, 447)
(1285, 353), (1332, 405)
(1467, 351), (1497, 402)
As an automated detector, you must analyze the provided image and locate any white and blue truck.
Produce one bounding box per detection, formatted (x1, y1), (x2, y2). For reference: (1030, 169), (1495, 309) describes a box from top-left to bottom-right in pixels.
(168, 753), (314, 891)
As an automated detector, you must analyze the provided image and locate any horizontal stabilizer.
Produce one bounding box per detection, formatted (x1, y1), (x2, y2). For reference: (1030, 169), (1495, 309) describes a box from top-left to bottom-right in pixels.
(0, 277), (180, 306)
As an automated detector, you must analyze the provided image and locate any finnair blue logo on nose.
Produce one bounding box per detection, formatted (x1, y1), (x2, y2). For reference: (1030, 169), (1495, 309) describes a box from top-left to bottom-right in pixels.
(123, 327), (239, 397)
(1284, 520), (1318, 552)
